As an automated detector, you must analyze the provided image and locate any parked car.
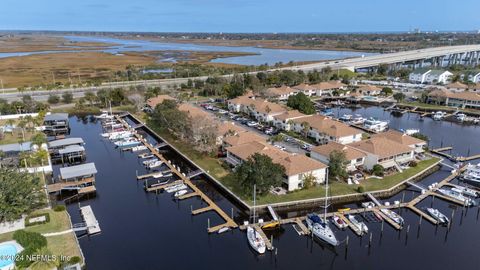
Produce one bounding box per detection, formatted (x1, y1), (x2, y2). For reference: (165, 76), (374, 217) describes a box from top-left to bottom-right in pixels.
(218, 109), (228, 114)
(301, 144), (312, 151)
(264, 127), (275, 135)
(274, 144), (286, 151)
(247, 121), (258, 127)
(255, 124), (264, 131)
(205, 105), (214, 110)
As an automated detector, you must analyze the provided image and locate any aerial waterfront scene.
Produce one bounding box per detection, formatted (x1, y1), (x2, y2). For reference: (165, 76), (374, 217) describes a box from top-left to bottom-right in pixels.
(1, 1), (480, 270)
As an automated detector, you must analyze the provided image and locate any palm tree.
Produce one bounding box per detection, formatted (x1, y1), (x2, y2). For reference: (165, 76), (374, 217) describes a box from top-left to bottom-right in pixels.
(301, 121), (310, 137)
(17, 118), (27, 141)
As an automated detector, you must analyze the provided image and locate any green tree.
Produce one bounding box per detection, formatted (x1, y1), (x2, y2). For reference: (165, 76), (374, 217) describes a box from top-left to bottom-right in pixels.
(62, 92), (74, 103)
(393, 92), (406, 102)
(328, 150), (348, 180)
(381, 87), (393, 96)
(0, 168), (44, 222)
(286, 92), (315, 114)
(47, 94), (60, 104)
(234, 153), (286, 196)
(372, 164), (385, 176)
(302, 172), (317, 189)
(151, 100), (190, 140)
(31, 133), (47, 147)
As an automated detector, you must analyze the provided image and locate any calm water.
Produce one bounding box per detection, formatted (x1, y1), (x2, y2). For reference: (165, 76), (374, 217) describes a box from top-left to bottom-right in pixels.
(0, 36), (373, 65)
(58, 113), (480, 270)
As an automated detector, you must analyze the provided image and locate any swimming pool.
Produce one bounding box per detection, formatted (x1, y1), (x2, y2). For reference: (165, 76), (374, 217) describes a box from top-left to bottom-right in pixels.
(0, 241), (22, 270)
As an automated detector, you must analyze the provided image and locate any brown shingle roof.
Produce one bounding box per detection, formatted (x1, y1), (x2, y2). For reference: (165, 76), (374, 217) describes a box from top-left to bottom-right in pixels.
(310, 81), (346, 90)
(266, 85), (297, 96)
(446, 82), (468, 89)
(292, 115), (362, 138)
(178, 103), (212, 119)
(349, 137), (412, 159)
(428, 89), (480, 102)
(312, 142), (366, 161)
(274, 110), (308, 121)
(146, 95), (175, 108)
(293, 83), (316, 91)
(217, 121), (247, 137)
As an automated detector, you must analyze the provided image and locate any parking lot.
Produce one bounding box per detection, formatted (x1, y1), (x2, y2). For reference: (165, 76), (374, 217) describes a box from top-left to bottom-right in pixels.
(197, 102), (313, 155)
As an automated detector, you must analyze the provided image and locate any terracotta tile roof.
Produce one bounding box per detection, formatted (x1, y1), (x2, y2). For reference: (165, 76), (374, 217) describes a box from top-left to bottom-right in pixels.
(223, 131), (266, 147)
(178, 103), (212, 119)
(292, 115), (362, 138)
(373, 130), (426, 146)
(274, 110), (308, 121)
(312, 141), (366, 161)
(146, 95), (175, 108)
(217, 121), (247, 137)
(446, 82), (468, 89)
(349, 137), (412, 159)
(227, 141), (327, 176)
(428, 89), (480, 102)
(292, 83), (316, 91)
(310, 81), (346, 90)
(266, 85), (297, 96)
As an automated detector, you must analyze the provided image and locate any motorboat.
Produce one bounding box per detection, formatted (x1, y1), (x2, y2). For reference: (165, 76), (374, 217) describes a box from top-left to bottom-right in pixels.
(95, 111), (114, 119)
(437, 188), (474, 206)
(332, 214), (348, 230)
(380, 209), (404, 227)
(147, 160), (163, 169)
(455, 113), (467, 122)
(116, 139), (141, 148)
(306, 214), (339, 246)
(460, 163), (480, 188)
(348, 215), (368, 235)
(401, 128), (420, 135)
(247, 226), (266, 254)
(350, 114), (366, 125)
(142, 158), (159, 165)
(433, 111), (446, 121)
(138, 153), (155, 159)
(451, 186), (478, 198)
(339, 114), (353, 122)
(174, 189), (188, 198)
(165, 184), (188, 193)
(363, 117), (388, 132)
(425, 208), (449, 225)
(131, 145), (148, 152)
(109, 132), (133, 141)
(148, 179), (170, 188)
(152, 171), (172, 179)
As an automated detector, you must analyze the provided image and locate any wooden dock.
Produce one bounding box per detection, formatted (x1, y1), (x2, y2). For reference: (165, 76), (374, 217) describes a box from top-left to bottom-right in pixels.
(407, 205), (438, 225)
(47, 178), (94, 193)
(145, 180), (183, 192)
(337, 213), (364, 236)
(116, 115), (237, 233)
(373, 209), (402, 230)
(80, 205), (101, 235)
(177, 192), (199, 200)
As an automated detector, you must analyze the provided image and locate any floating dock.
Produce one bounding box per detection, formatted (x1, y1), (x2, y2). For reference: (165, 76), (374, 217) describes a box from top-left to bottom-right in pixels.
(80, 205), (101, 235)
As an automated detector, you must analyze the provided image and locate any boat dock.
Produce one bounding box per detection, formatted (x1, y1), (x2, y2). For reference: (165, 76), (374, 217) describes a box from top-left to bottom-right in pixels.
(136, 170), (170, 180)
(430, 146), (480, 162)
(372, 208), (402, 230)
(80, 205), (101, 235)
(116, 115), (237, 233)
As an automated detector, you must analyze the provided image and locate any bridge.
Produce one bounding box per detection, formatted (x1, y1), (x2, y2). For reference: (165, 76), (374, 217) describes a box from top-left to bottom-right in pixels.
(2, 45), (480, 101)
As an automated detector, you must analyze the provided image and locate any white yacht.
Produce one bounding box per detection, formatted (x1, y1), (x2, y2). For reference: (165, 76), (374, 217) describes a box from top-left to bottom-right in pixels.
(306, 214), (339, 246)
(363, 117), (389, 132)
(451, 186), (478, 198)
(380, 209), (404, 227)
(455, 113), (467, 122)
(147, 160), (163, 169)
(165, 184), (188, 193)
(437, 188), (474, 206)
(433, 111), (446, 121)
(461, 164), (480, 188)
(348, 215), (368, 235)
(426, 208), (449, 225)
(95, 111), (114, 119)
(339, 114), (353, 122)
(350, 114), (366, 125)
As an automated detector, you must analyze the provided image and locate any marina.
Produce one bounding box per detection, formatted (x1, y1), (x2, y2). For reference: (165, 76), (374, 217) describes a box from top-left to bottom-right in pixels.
(57, 112), (480, 270)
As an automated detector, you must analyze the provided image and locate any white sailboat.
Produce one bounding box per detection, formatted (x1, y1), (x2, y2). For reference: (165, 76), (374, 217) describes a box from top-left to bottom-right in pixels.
(247, 184), (266, 254)
(305, 168), (339, 246)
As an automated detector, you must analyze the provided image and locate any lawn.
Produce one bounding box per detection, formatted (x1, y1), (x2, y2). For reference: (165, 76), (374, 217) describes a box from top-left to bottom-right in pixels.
(0, 119), (37, 145)
(0, 209), (83, 265)
(221, 157), (440, 206)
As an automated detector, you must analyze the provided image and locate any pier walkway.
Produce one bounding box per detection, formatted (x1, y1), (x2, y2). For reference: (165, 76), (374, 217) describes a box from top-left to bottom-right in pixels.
(80, 205), (101, 235)
(116, 115), (237, 233)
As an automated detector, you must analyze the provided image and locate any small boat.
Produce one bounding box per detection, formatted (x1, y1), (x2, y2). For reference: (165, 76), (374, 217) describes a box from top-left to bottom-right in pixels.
(261, 221), (280, 230)
(143, 158), (158, 165)
(350, 114), (366, 125)
(380, 209), (404, 227)
(152, 171), (172, 179)
(115, 139), (140, 148)
(348, 215), (368, 235)
(95, 111), (114, 119)
(456, 113), (467, 122)
(332, 214), (348, 229)
(437, 188), (474, 206)
(131, 145), (148, 152)
(425, 208), (449, 225)
(338, 208), (350, 212)
(165, 184), (188, 193)
(433, 111), (446, 121)
(339, 114), (353, 122)
(147, 160), (163, 169)
(138, 153), (154, 159)
(247, 226), (266, 254)
(460, 163), (480, 188)
(174, 189), (188, 198)
(148, 179), (170, 188)
(217, 227), (230, 234)
(401, 128), (420, 135)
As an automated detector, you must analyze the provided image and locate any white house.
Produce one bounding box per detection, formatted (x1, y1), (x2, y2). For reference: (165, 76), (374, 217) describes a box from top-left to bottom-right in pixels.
(272, 110), (310, 131)
(265, 86), (298, 100)
(426, 70), (453, 84)
(310, 142), (366, 172)
(227, 94), (287, 123)
(409, 69), (431, 84)
(466, 71), (480, 83)
(292, 83), (316, 96)
(311, 81), (347, 96)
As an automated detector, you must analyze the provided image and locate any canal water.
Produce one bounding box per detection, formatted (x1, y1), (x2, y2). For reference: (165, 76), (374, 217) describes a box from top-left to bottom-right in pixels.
(59, 113), (480, 270)
(0, 36), (373, 66)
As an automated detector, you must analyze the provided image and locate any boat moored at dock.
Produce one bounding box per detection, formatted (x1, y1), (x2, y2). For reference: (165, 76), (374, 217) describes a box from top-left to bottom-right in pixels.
(437, 188), (475, 206)
(380, 208), (404, 227)
(306, 214), (339, 246)
(425, 208), (449, 225)
(247, 226), (266, 254)
(348, 214), (368, 235)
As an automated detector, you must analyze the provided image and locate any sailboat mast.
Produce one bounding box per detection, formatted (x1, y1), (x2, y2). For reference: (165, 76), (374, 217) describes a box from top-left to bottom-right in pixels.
(325, 168), (329, 218)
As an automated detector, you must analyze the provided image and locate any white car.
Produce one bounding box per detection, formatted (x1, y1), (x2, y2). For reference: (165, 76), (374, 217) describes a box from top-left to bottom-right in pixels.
(218, 109), (228, 114)
(247, 121), (258, 127)
(274, 144), (286, 151)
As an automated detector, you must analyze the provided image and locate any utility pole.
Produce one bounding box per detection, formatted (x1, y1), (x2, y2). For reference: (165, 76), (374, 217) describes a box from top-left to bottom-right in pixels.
(0, 78), (4, 95)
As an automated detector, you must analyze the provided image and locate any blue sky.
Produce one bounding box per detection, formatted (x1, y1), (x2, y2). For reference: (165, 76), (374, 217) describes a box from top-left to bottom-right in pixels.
(1, 0), (479, 33)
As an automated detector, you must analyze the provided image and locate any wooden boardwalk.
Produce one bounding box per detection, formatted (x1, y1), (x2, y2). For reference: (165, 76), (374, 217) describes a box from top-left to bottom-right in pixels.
(116, 115), (237, 233)
(80, 205), (101, 235)
(47, 178), (94, 193)
(407, 205), (438, 225)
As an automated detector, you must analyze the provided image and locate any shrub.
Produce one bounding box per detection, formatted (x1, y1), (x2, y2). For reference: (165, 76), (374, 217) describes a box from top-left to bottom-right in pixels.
(372, 164), (385, 177)
(47, 94), (60, 104)
(15, 247), (36, 268)
(409, 161), (418, 167)
(357, 186), (365, 193)
(68, 256), (82, 265)
(25, 213), (50, 227)
(13, 230), (47, 251)
(54, 205), (66, 212)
